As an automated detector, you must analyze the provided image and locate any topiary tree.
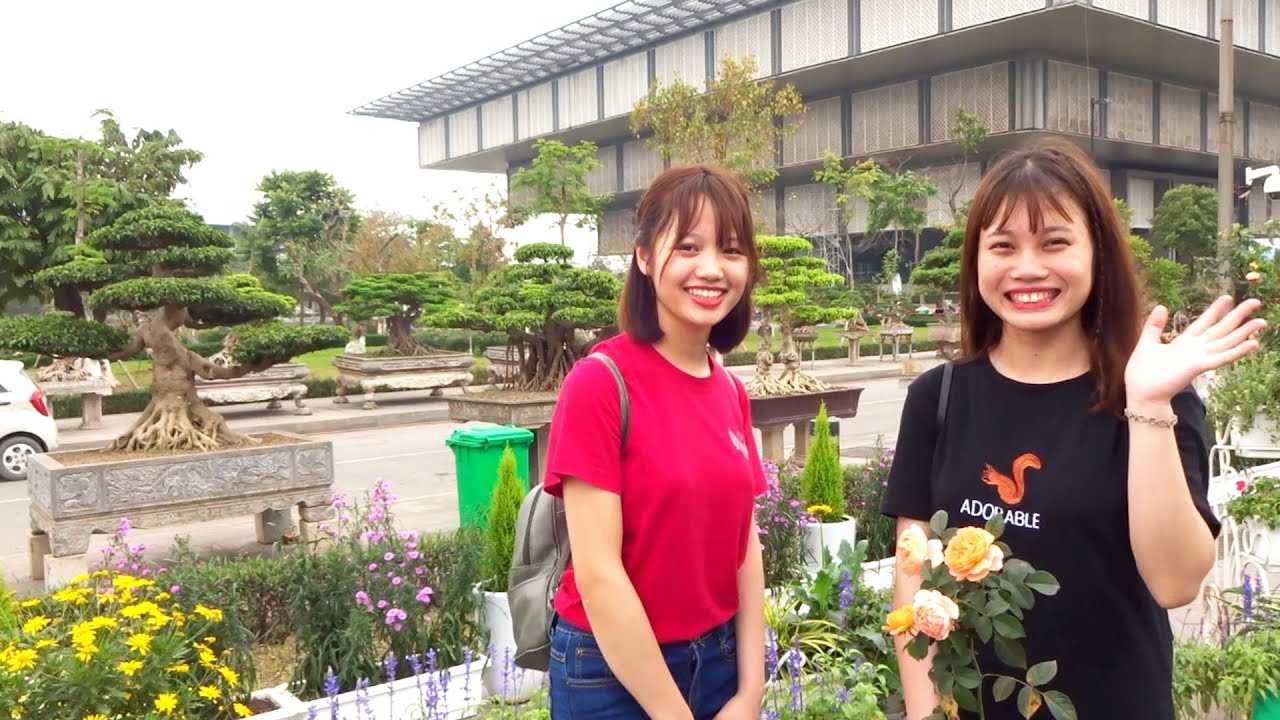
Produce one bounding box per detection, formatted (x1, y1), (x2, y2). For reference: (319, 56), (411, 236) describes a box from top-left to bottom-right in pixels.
(334, 271), (460, 356)
(908, 223), (964, 318)
(481, 444), (525, 593)
(429, 242), (620, 393)
(748, 235), (856, 396)
(0, 203), (348, 452)
(800, 402), (845, 523)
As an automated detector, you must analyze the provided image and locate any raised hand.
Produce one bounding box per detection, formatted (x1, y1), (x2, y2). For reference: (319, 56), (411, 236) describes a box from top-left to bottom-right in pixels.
(1124, 296), (1267, 406)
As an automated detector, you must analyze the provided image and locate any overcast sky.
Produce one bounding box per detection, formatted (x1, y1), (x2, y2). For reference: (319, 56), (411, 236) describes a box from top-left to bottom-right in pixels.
(1, 0), (611, 260)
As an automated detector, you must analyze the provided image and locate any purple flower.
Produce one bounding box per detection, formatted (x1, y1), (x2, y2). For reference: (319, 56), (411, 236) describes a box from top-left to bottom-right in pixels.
(355, 590), (370, 606)
(416, 586), (434, 604)
(384, 551), (395, 562)
(385, 607), (408, 626)
(377, 600), (388, 609)
(368, 563), (379, 572)
(1243, 572), (1255, 621)
(392, 576), (403, 586)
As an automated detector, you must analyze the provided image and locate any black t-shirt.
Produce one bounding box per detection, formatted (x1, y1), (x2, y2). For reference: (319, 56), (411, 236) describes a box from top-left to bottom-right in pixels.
(881, 357), (1220, 720)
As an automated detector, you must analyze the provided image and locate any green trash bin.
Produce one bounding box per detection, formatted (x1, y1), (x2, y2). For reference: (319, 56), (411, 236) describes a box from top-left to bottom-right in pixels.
(445, 424), (535, 529)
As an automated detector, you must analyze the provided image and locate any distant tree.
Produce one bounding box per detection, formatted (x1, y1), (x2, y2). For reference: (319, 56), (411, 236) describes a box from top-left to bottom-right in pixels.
(1151, 184), (1217, 274)
(630, 56), (804, 189)
(0, 203), (347, 452)
(508, 139), (613, 246)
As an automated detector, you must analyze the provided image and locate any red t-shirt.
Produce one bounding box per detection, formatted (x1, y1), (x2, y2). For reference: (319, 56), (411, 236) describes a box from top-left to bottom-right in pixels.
(542, 332), (767, 643)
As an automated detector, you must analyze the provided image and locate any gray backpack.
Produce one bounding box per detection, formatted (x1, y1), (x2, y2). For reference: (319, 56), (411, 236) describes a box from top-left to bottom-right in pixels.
(507, 352), (628, 672)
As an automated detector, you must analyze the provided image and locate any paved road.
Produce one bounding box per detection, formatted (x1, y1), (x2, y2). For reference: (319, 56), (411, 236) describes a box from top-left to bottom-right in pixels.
(0, 376), (912, 592)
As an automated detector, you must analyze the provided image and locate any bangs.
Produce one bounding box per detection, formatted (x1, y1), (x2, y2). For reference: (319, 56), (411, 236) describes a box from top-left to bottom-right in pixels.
(653, 171), (757, 266)
(971, 161), (1080, 237)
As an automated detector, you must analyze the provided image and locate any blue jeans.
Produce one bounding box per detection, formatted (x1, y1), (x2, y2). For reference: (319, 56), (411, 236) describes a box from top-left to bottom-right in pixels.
(548, 614), (739, 719)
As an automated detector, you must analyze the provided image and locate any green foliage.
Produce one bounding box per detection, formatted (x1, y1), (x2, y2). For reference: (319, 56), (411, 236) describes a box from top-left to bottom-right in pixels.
(630, 56), (804, 189)
(755, 235), (855, 324)
(866, 170), (937, 237)
(800, 403), (846, 521)
(909, 224), (965, 294)
(813, 153), (883, 228)
(1127, 235), (1189, 311)
(0, 312), (129, 358)
(229, 322), (348, 366)
(0, 113), (203, 311)
(1225, 476), (1280, 530)
(1151, 184), (1218, 270)
(335, 272), (459, 324)
(33, 245), (120, 289)
(509, 139), (613, 245)
(482, 446), (527, 593)
(844, 440), (897, 561)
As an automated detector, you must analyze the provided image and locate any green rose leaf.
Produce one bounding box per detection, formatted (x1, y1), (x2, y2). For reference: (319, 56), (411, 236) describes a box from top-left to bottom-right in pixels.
(1017, 686), (1042, 719)
(929, 510), (949, 537)
(994, 635), (1028, 669)
(1026, 660), (1058, 687)
(1043, 690), (1078, 720)
(993, 675), (1018, 702)
(993, 614), (1026, 639)
(1024, 570), (1062, 596)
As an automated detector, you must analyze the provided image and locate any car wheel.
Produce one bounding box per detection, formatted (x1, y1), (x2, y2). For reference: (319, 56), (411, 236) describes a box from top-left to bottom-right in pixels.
(0, 436), (43, 482)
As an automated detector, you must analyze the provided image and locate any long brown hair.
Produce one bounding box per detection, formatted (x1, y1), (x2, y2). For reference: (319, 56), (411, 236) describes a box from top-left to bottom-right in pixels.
(959, 140), (1142, 416)
(617, 163), (761, 353)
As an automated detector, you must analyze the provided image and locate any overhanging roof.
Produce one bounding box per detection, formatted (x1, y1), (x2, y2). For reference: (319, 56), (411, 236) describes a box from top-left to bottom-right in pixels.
(352, 0), (781, 122)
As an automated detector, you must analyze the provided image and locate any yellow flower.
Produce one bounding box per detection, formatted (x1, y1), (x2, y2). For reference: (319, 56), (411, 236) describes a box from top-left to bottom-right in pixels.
(21, 616), (50, 635)
(34, 640), (54, 650)
(194, 604), (223, 622)
(218, 666), (239, 686)
(18, 600), (39, 609)
(83, 714), (108, 720)
(232, 704), (253, 718)
(805, 503), (833, 516)
(883, 605), (915, 636)
(87, 616), (118, 630)
(166, 663), (190, 674)
(74, 644), (98, 662)
(156, 592), (171, 601)
(943, 527), (1003, 582)
(125, 633), (153, 656)
(68, 572), (90, 585)
(117, 660), (144, 677)
(4, 648), (37, 673)
(198, 685), (221, 700)
(120, 601), (160, 619)
(52, 587), (92, 605)
(154, 692), (178, 714)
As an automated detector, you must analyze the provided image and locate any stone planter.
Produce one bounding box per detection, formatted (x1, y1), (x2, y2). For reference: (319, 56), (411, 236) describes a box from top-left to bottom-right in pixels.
(333, 352), (474, 409)
(803, 515), (857, 573)
(247, 656), (488, 719)
(447, 392), (559, 489)
(195, 362), (312, 415)
(27, 431), (335, 586)
(749, 387), (863, 463)
(928, 322), (961, 360)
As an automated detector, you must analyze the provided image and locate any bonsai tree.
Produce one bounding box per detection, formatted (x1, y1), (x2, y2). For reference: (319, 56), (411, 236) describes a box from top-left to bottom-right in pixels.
(0, 203), (348, 452)
(481, 445), (525, 593)
(334, 271), (460, 356)
(909, 223), (964, 318)
(800, 402), (846, 524)
(431, 242), (620, 393)
(748, 235), (856, 396)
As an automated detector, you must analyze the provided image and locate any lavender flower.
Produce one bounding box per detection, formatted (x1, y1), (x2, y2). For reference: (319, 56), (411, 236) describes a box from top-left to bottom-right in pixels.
(1243, 572), (1255, 621)
(323, 666), (340, 720)
(355, 677), (371, 719)
(838, 569), (854, 614)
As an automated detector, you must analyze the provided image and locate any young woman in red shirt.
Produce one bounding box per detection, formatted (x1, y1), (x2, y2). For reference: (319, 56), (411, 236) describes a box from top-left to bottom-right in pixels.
(540, 163), (769, 720)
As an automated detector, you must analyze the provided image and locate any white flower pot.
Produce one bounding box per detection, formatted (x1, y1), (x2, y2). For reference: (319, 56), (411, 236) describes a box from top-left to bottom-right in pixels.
(247, 656), (486, 720)
(1243, 518), (1280, 566)
(1229, 414), (1280, 458)
(480, 590), (546, 703)
(802, 515), (857, 573)
(859, 556), (896, 591)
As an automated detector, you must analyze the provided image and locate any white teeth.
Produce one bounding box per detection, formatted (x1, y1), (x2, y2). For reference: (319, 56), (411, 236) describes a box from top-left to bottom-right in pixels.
(1011, 291), (1055, 303)
(687, 288), (725, 298)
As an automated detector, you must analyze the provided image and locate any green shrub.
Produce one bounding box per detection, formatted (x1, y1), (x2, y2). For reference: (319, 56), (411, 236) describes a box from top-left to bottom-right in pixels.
(481, 445), (526, 592)
(843, 439), (897, 561)
(800, 402), (845, 522)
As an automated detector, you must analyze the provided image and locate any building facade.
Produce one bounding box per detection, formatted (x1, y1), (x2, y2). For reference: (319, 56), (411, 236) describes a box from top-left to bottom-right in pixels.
(356, 0), (1280, 274)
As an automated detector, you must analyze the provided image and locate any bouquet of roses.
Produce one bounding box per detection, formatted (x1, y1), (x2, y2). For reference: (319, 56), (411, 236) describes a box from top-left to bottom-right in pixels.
(883, 511), (1076, 720)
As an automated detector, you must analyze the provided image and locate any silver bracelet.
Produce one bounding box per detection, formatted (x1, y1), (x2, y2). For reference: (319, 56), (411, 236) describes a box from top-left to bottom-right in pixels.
(1124, 408), (1178, 428)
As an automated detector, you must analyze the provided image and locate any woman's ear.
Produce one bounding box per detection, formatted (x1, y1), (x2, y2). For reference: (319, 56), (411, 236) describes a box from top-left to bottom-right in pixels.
(635, 246), (651, 277)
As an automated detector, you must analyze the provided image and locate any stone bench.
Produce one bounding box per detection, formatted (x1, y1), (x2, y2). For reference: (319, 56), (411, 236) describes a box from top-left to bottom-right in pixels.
(195, 362), (312, 415)
(40, 379), (115, 430)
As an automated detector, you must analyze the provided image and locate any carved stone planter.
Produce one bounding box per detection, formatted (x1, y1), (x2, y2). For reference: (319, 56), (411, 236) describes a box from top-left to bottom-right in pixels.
(27, 431), (335, 586)
(928, 322), (962, 361)
(195, 362), (312, 415)
(333, 352), (474, 409)
(447, 392), (559, 488)
(748, 387), (863, 464)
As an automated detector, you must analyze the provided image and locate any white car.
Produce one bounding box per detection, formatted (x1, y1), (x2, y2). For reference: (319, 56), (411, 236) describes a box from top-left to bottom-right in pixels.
(0, 360), (59, 481)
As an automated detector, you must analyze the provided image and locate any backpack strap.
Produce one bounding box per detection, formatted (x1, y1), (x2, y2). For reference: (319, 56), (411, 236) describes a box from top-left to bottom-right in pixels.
(937, 360), (954, 430)
(588, 352), (628, 451)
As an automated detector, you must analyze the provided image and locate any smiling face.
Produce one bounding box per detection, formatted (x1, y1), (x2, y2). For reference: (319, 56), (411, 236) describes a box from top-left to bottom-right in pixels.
(637, 198), (750, 344)
(976, 197), (1095, 337)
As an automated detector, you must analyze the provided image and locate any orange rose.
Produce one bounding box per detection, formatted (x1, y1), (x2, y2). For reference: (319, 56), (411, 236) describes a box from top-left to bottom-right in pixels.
(896, 524), (929, 574)
(912, 590), (959, 641)
(884, 605), (915, 636)
(944, 527), (1004, 582)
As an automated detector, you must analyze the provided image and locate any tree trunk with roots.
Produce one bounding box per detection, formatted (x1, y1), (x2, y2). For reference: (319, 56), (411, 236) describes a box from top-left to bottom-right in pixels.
(384, 315), (435, 356)
(747, 308), (831, 397)
(106, 307), (270, 453)
(507, 321), (580, 393)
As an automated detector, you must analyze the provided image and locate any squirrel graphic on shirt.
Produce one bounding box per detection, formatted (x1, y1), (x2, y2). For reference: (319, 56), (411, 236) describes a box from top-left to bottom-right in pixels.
(981, 453), (1042, 505)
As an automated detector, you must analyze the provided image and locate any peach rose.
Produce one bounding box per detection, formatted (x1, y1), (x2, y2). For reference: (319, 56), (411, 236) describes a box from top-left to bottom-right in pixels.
(896, 524), (929, 574)
(883, 604), (915, 636)
(912, 590), (959, 641)
(944, 527), (1004, 582)
(927, 538), (945, 569)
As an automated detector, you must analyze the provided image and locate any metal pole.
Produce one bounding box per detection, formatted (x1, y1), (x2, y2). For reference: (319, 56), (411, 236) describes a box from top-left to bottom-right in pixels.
(1218, 0), (1236, 295)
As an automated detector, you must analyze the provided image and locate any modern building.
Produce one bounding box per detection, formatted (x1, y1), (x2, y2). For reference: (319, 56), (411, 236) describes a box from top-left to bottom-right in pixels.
(355, 0), (1280, 278)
